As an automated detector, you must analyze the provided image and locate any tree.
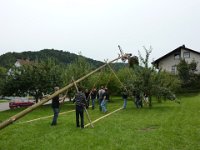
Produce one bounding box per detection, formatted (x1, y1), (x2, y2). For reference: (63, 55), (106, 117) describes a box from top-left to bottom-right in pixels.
(0, 67), (7, 95)
(177, 59), (200, 91)
(2, 58), (63, 102)
(189, 59), (198, 73)
(127, 47), (180, 107)
(177, 59), (190, 84)
(61, 54), (93, 93)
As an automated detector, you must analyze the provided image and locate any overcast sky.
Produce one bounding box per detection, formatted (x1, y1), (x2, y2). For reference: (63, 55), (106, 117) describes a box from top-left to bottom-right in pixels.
(0, 0), (200, 62)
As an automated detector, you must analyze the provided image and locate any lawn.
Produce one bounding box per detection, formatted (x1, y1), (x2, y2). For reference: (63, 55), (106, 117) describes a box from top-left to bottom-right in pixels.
(0, 100), (8, 103)
(0, 94), (200, 150)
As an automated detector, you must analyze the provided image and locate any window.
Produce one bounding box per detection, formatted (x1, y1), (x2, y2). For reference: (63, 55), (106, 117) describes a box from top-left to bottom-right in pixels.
(171, 66), (176, 74)
(183, 52), (190, 58)
(174, 53), (180, 60)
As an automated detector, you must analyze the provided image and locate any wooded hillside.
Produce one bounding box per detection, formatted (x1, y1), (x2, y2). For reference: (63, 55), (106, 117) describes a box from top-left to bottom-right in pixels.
(0, 49), (104, 69)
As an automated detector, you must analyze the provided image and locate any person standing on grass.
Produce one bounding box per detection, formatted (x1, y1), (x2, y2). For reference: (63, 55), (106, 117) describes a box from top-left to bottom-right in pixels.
(101, 87), (109, 113)
(51, 86), (61, 126)
(143, 92), (149, 106)
(73, 87), (87, 128)
(122, 89), (128, 109)
(91, 88), (97, 109)
(98, 86), (105, 111)
(135, 92), (142, 108)
(85, 88), (90, 109)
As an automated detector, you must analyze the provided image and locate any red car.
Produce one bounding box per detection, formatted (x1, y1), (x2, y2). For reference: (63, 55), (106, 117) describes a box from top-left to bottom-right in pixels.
(9, 100), (34, 109)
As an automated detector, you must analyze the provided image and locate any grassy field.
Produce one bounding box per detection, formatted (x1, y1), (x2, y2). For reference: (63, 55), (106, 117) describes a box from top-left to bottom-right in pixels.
(0, 94), (200, 150)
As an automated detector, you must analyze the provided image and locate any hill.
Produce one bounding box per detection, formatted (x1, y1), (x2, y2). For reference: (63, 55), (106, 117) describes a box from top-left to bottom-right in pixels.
(0, 49), (104, 69)
(0, 49), (126, 70)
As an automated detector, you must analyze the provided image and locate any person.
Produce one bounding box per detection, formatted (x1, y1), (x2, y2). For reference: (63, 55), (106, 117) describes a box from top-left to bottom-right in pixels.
(91, 88), (97, 109)
(143, 93), (149, 106)
(98, 86), (105, 111)
(73, 87), (87, 128)
(85, 88), (90, 109)
(101, 87), (109, 113)
(135, 92), (142, 108)
(122, 89), (128, 109)
(51, 86), (61, 126)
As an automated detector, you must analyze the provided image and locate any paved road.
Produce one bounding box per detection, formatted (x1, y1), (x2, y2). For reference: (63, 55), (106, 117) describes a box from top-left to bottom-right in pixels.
(0, 102), (10, 112)
(0, 98), (69, 112)
(0, 101), (52, 112)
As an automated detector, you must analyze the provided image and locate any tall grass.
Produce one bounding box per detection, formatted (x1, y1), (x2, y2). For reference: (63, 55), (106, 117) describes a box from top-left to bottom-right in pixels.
(0, 94), (200, 150)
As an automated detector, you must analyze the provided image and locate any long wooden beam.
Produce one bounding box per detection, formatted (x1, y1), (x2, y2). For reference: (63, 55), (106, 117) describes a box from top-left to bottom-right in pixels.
(0, 56), (122, 130)
(107, 63), (128, 92)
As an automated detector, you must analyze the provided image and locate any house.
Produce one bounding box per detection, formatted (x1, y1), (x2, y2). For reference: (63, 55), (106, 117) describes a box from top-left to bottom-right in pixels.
(14, 59), (32, 67)
(152, 45), (200, 74)
(8, 59), (32, 75)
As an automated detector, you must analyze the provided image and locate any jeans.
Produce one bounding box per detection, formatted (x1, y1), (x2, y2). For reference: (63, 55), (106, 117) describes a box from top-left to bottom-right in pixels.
(99, 98), (103, 111)
(86, 99), (90, 109)
(52, 108), (59, 125)
(101, 99), (107, 112)
(135, 99), (143, 108)
(76, 105), (84, 128)
(123, 98), (127, 109)
(91, 99), (95, 109)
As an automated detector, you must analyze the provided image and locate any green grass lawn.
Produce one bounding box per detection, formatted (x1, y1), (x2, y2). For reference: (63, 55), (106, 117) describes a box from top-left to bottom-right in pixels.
(0, 100), (8, 103)
(0, 94), (200, 150)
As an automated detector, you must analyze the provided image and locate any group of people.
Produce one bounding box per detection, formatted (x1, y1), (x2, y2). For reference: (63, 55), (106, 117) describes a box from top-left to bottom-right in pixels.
(51, 86), (149, 128)
(80, 86), (109, 112)
(133, 92), (149, 108)
(121, 89), (149, 109)
(51, 86), (109, 128)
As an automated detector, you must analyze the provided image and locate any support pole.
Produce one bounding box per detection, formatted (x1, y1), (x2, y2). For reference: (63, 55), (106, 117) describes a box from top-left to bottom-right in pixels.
(72, 77), (94, 128)
(106, 62), (128, 92)
(0, 55), (123, 130)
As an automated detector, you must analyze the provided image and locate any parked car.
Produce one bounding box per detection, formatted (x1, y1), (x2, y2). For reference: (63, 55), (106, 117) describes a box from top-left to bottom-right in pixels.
(9, 100), (34, 109)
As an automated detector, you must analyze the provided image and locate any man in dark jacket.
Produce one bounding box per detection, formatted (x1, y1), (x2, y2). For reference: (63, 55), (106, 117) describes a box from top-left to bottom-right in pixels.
(91, 88), (97, 109)
(51, 87), (60, 126)
(85, 88), (90, 109)
(73, 87), (87, 128)
(135, 93), (142, 108)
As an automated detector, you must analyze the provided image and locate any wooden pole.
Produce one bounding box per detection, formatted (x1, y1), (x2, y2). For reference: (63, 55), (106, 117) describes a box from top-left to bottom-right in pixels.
(106, 62), (128, 92)
(0, 55), (122, 130)
(72, 77), (94, 128)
